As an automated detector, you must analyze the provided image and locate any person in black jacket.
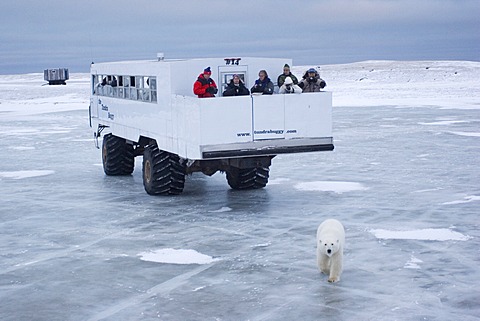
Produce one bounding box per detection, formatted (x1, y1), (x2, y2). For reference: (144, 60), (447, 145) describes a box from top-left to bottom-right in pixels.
(223, 74), (250, 96)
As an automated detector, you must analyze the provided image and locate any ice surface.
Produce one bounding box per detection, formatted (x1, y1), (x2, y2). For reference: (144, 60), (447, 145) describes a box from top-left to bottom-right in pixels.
(1, 61), (479, 321)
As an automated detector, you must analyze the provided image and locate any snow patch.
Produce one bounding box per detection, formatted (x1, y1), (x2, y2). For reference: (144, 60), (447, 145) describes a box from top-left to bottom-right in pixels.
(294, 181), (368, 194)
(251, 242), (271, 249)
(0, 170), (55, 180)
(138, 248), (220, 265)
(404, 255), (423, 269)
(411, 187), (443, 193)
(208, 207), (232, 213)
(192, 286), (206, 292)
(268, 177), (291, 185)
(446, 131), (480, 137)
(370, 228), (472, 241)
(9, 146), (35, 150)
(418, 120), (469, 126)
(0, 128), (39, 136)
(442, 195), (480, 205)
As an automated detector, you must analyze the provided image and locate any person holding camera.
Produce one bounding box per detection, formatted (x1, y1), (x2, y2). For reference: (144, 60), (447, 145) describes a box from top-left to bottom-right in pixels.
(299, 68), (326, 93)
(278, 76), (302, 94)
(194, 67), (218, 98)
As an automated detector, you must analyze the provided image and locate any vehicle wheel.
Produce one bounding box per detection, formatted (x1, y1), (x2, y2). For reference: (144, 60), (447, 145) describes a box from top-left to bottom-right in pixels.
(226, 166), (269, 190)
(142, 143), (186, 195)
(102, 134), (135, 175)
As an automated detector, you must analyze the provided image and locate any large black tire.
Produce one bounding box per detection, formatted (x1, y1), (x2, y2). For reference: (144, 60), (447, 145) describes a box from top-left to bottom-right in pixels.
(142, 143), (186, 195)
(102, 134), (135, 175)
(226, 166), (269, 190)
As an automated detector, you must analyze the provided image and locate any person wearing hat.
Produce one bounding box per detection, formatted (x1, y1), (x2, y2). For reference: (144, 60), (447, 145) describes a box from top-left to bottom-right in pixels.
(223, 74), (250, 97)
(278, 76), (303, 94)
(193, 67), (218, 98)
(298, 67), (326, 93)
(251, 70), (274, 95)
(277, 64), (299, 87)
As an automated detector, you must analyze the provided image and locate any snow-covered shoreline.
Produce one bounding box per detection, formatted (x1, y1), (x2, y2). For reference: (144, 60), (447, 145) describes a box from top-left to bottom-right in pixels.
(1, 60), (478, 111)
(294, 60), (480, 108)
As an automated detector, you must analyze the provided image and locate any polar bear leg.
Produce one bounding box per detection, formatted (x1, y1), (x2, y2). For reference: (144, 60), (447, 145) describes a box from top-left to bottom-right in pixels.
(318, 255), (330, 275)
(327, 252), (343, 283)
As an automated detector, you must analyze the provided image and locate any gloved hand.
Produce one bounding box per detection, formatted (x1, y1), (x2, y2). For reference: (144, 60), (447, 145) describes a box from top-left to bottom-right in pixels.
(320, 80), (326, 89)
(206, 87), (217, 94)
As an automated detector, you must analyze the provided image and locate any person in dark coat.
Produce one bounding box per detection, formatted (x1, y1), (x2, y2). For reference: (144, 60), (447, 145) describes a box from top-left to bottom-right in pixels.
(298, 68), (326, 92)
(277, 64), (299, 87)
(251, 70), (274, 95)
(193, 67), (218, 98)
(223, 74), (250, 96)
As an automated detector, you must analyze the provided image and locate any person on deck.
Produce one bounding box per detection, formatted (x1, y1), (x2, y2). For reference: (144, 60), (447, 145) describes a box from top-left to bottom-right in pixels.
(277, 64), (299, 87)
(193, 67), (218, 98)
(223, 74), (250, 96)
(278, 76), (303, 94)
(251, 70), (274, 95)
(298, 68), (326, 93)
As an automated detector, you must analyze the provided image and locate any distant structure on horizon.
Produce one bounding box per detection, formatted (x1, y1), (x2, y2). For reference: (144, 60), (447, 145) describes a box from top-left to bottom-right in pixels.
(44, 68), (69, 85)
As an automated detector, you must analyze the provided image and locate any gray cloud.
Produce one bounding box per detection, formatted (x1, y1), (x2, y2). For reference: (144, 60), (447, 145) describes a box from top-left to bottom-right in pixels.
(0, 0), (478, 74)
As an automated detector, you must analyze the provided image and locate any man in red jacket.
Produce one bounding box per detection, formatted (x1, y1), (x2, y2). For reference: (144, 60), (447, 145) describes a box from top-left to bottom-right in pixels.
(193, 67), (218, 98)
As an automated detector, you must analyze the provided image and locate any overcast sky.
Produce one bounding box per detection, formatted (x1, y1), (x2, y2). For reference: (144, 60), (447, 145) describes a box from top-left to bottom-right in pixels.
(1, 0), (479, 74)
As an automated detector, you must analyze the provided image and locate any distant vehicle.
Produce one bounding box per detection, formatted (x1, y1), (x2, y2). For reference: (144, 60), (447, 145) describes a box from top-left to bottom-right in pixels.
(88, 54), (333, 195)
(44, 68), (69, 85)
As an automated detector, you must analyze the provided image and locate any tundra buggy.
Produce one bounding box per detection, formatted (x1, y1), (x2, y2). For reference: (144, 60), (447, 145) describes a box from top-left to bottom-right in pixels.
(89, 55), (333, 195)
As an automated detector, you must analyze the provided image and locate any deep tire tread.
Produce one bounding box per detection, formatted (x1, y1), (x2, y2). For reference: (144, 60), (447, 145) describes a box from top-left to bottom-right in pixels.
(102, 134), (135, 175)
(226, 166), (269, 190)
(143, 143), (186, 195)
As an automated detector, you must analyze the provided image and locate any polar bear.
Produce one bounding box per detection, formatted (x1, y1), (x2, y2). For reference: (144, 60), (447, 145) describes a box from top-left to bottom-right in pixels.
(316, 219), (345, 283)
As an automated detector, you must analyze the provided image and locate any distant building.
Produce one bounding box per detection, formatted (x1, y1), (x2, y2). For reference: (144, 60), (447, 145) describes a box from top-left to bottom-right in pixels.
(44, 68), (69, 85)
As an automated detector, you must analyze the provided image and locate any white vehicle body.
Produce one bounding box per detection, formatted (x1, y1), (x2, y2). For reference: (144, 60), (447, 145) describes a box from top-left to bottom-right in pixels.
(89, 56), (333, 194)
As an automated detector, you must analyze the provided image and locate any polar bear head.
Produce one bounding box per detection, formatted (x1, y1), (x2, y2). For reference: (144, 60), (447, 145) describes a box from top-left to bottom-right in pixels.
(318, 239), (341, 257)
